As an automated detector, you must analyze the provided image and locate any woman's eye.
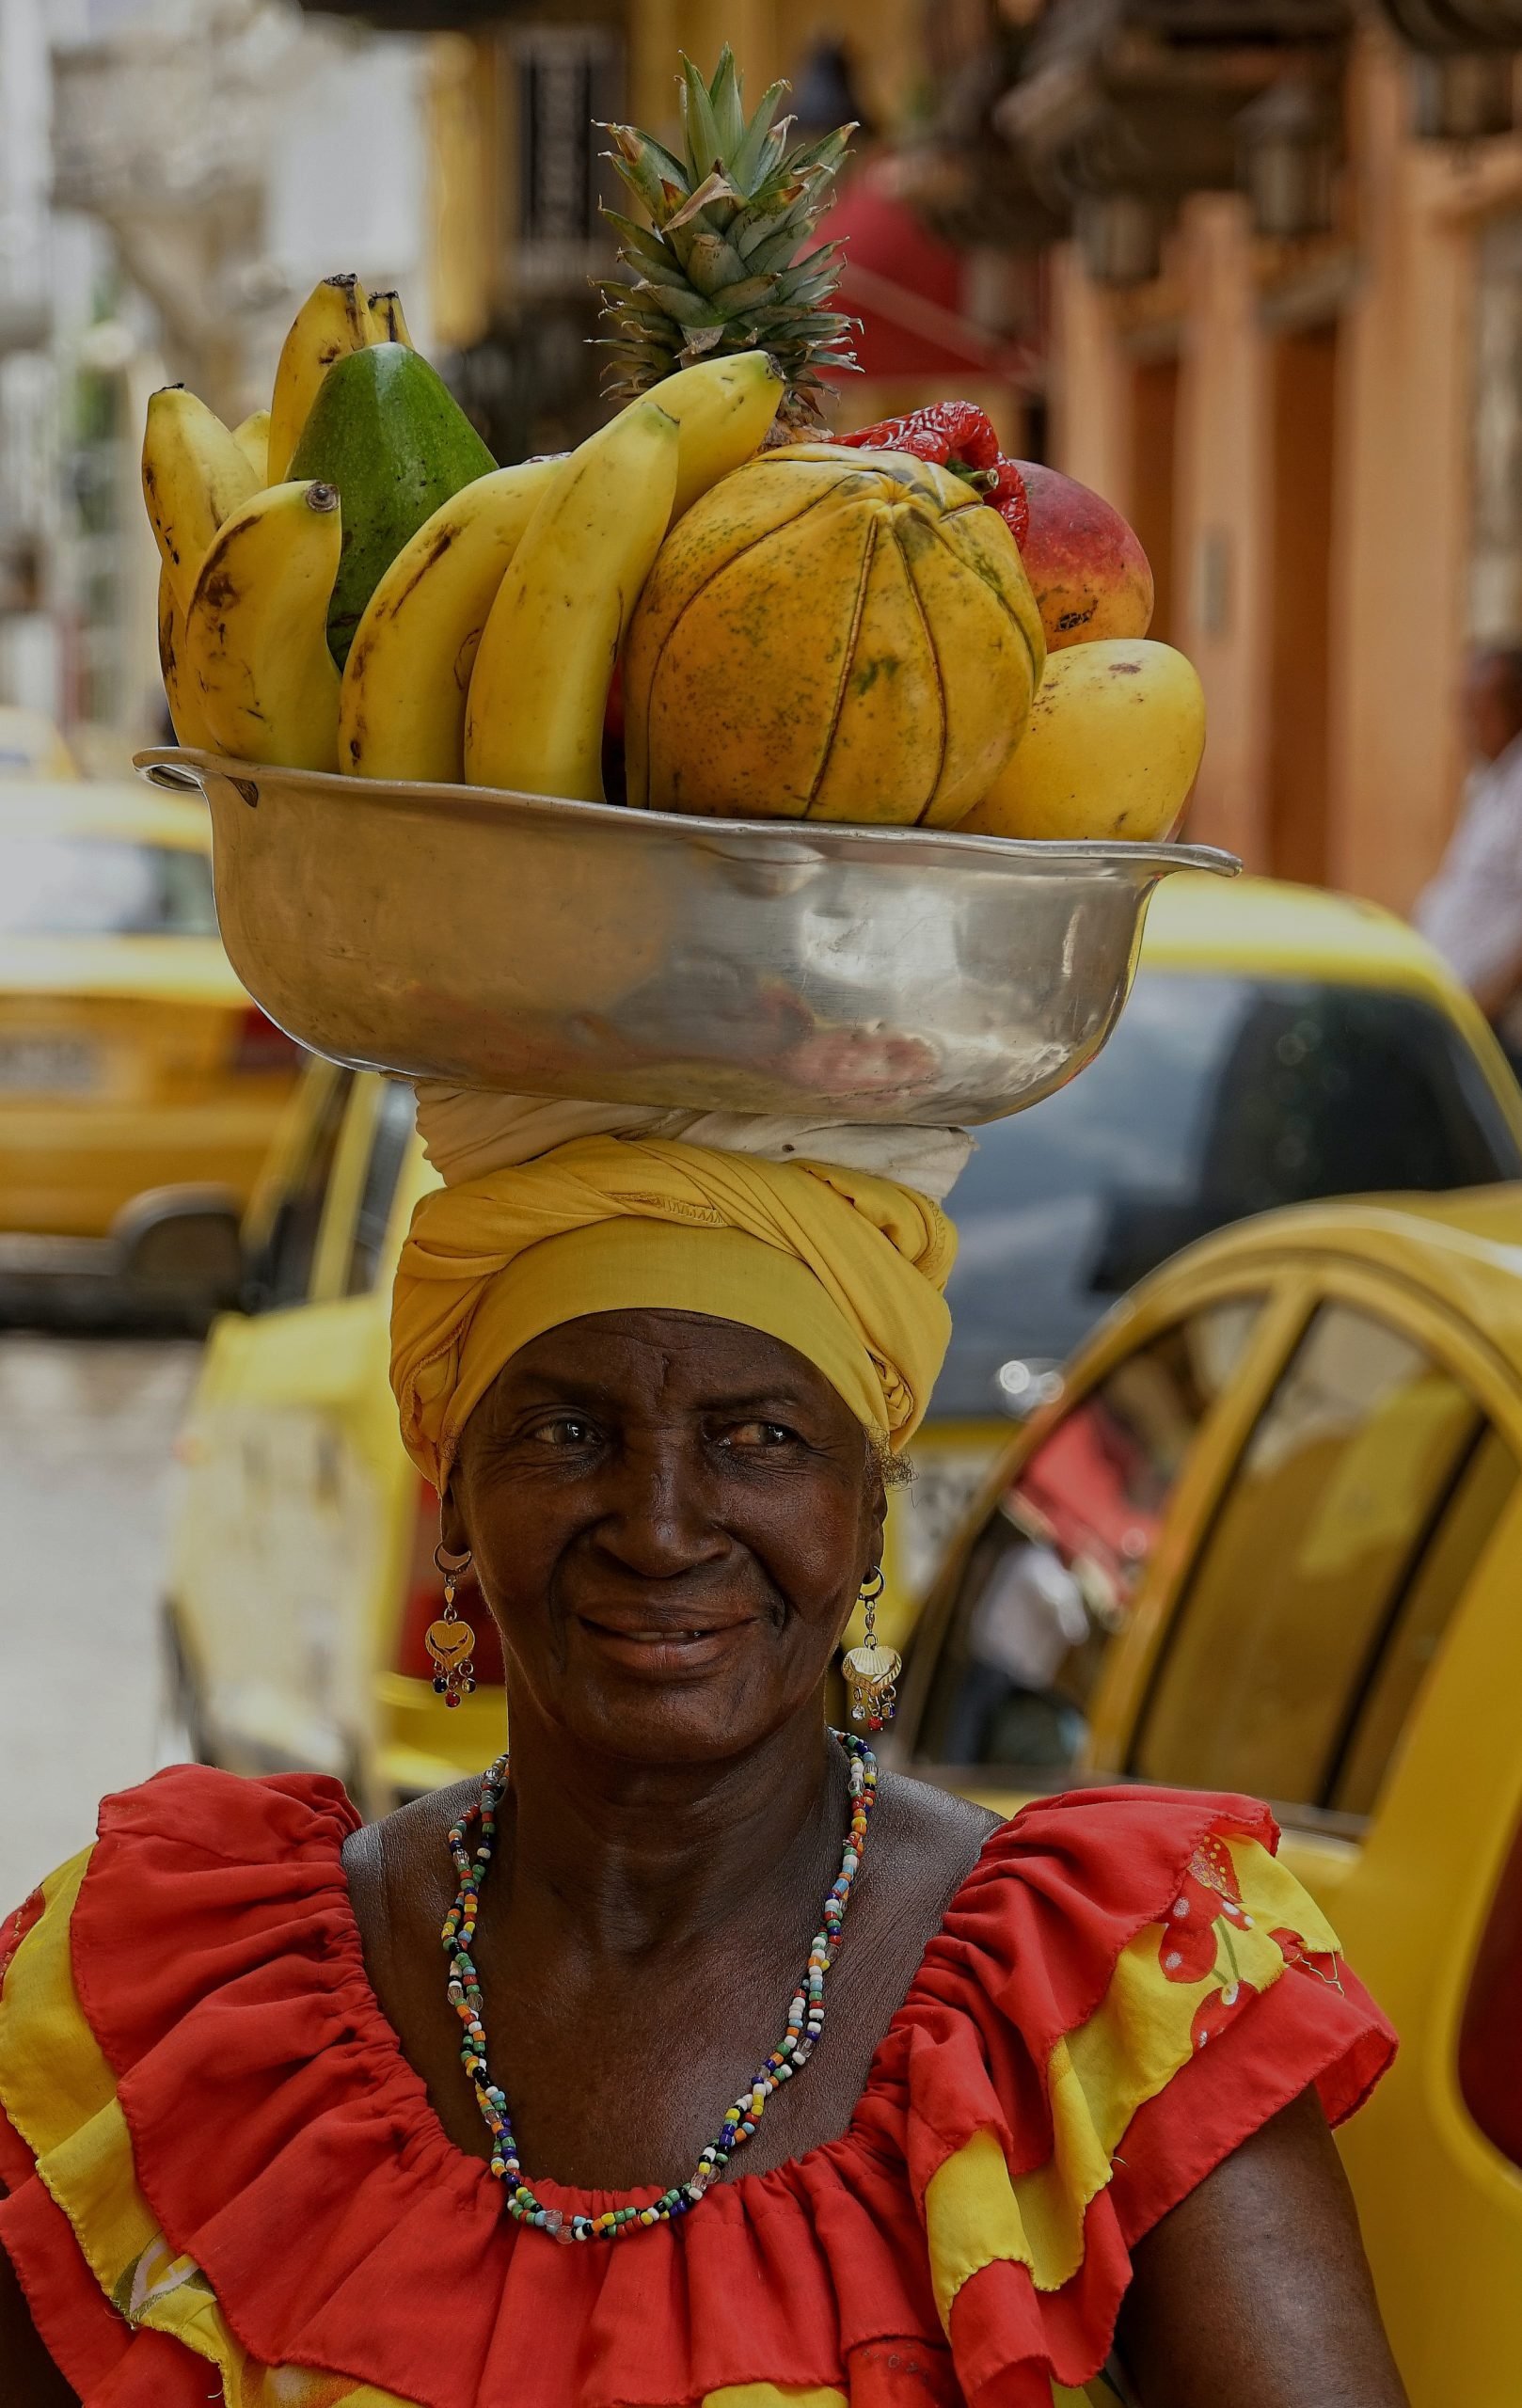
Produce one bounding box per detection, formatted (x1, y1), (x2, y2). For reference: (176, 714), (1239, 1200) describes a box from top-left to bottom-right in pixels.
(532, 1416), (598, 1447)
(725, 1420), (799, 1449)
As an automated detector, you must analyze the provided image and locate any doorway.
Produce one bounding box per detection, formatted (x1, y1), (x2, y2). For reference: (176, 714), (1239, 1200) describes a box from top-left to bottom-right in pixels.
(1266, 320), (1339, 888)
(1130, 353), (1179, 646)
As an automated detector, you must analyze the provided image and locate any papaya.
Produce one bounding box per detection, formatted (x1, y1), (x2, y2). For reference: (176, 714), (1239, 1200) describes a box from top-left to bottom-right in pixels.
(288, 343), (495, 669)
(624, 446), (1045, 826)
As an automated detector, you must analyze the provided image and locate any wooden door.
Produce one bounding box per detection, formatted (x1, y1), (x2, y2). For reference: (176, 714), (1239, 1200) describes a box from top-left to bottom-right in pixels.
(1267, 321), (1339, 887)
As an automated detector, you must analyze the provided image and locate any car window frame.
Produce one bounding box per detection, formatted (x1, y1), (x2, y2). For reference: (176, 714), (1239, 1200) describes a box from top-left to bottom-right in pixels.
(1106, 1247), (1522, 1835)
(893, 1265), (1308, 1782)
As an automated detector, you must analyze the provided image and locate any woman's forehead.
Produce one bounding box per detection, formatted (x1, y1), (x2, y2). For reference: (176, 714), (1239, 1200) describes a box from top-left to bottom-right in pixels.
(502, 1309), (833, 1402)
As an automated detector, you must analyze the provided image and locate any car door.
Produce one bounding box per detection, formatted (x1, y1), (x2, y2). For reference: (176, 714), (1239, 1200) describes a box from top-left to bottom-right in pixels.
(1111, 1276), (1522, 1914)
(897, 1279), (1280, 1811)
(169, 1070), (419, 1787)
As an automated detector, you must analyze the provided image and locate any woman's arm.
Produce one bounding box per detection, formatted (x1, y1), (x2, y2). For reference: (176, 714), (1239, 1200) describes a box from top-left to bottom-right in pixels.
(0, 2184), (80, 2408)
(1116, 2085), (1408, 2408)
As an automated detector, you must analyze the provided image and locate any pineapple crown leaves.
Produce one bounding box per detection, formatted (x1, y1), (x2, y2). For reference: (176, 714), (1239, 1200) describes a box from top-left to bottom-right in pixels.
(595, 44), (860, 429)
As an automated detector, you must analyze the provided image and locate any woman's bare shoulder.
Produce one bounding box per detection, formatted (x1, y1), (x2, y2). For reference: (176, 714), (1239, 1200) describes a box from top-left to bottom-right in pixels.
(871, 1767), (1002, 1907)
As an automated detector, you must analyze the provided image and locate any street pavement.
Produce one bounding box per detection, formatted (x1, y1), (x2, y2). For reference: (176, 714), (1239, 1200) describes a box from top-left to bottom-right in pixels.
(0, 1336), (198, 1908)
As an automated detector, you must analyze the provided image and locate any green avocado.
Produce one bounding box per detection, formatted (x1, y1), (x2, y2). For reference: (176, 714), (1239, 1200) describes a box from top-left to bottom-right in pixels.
(288, 342), (496, 669)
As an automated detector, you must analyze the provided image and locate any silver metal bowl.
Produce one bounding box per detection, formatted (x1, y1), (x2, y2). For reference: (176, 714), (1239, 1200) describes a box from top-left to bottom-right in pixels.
(136, 747), (1238, 1128)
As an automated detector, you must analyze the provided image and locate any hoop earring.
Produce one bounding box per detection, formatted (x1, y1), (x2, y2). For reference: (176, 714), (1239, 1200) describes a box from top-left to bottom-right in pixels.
(842, 1567), (900, 1735)
(428, 1544), (479, 1710)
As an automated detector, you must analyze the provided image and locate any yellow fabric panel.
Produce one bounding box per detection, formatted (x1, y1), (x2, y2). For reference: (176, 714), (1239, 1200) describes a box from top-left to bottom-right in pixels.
(0, 1850), (114, 2156)
(0, 1852), (412, 2408)
(704, 2391), (849, 2408)
(924, 1837), (1341, 2325)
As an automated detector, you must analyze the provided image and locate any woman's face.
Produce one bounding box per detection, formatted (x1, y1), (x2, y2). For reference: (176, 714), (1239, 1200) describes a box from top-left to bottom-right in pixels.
(443, 1308), (886, 1765)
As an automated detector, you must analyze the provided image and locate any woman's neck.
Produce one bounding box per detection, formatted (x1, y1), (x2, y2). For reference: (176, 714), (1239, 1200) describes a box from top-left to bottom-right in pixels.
(496, 1699), (846, 1958)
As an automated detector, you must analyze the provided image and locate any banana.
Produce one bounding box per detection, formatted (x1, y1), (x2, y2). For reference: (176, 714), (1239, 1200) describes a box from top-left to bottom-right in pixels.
(340, 458), (562, 782)
(267, 274), (374, 483)
(368, 290), (413, 347)
(157, 567), (217, 752)
(465, 400), (678, 800)
(142, 388), (261, 616)
(231, 407), (271, 483)
(639, 350), (784, 518)
(184, 481), (342, 771)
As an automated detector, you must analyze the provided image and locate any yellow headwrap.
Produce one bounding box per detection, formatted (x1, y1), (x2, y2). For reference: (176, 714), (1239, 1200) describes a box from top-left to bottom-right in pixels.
(389, 1134), (956, 1492)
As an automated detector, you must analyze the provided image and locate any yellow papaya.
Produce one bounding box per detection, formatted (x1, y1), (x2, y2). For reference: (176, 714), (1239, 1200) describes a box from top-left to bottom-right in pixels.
(624, 445), (1045, 826)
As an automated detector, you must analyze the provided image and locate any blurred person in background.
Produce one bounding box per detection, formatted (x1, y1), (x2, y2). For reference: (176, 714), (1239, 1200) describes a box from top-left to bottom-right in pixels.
(1415, 645), (1522, 1075)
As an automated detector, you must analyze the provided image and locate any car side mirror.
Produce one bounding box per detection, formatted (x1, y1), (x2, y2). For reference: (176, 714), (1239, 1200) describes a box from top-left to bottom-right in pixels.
(114, 1185), (246, 1323)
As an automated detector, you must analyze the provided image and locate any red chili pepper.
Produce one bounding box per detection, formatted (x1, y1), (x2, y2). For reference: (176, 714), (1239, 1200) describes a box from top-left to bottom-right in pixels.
(833, 402), (1029, 550)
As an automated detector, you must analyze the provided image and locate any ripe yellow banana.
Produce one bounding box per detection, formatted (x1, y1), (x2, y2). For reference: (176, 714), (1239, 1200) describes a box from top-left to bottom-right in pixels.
(184, 481), (342, 771)
(640, 351), (784, 518)
(368, 290), (412, 346)
(340, 458), (562, 783)
(465, 400), (678, 800)
(157, 567), (217, 752)
(267, 275), (374, 483)
(142, 388), (261, 616)
(231, 407), (271, 483)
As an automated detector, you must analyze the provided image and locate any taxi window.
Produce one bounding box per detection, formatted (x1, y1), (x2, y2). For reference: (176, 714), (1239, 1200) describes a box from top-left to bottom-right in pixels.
(345, 1082), (417, 1296)
(912, 1297), (1261, 1774)
(1131, 1302), (1514, 1813)
(253, 1069), (356, 1310)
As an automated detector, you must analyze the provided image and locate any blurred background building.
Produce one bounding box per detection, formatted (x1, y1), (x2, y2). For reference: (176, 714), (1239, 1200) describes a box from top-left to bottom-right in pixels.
(9, 0), (1522, 902)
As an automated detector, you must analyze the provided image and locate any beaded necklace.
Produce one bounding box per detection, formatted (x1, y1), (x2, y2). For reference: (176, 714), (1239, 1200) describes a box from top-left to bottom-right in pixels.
(443, 1728), (879, 2242)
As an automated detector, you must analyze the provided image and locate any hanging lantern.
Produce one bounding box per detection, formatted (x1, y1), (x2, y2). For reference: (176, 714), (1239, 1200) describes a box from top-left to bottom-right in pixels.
(1076, 192), (1168, 286)
(1411, 51), (1516, 135)
(1238, 78), (1339, 240)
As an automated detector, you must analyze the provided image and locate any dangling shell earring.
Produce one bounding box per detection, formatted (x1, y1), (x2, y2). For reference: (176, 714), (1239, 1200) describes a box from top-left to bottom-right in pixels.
(428, 1544), (478, 1710)
(843, 1568), (900, 1734)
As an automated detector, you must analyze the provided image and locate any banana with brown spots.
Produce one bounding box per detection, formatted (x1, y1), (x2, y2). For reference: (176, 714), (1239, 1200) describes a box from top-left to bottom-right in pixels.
(184, 481), (343, 771)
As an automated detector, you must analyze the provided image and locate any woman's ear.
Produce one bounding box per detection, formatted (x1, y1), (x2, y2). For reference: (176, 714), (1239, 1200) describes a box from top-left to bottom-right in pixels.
(439, 1482), (470, 1560)
(864, 1439), (889, 1571)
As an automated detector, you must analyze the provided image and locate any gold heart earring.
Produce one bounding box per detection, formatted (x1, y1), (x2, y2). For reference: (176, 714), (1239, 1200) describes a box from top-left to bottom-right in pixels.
(843, 1568), (900, 1735)
(428, 1545), (478, 1709)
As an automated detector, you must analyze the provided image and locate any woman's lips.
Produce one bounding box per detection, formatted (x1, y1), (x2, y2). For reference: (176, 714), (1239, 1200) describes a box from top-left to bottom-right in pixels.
(573, 1615), (755, 1678)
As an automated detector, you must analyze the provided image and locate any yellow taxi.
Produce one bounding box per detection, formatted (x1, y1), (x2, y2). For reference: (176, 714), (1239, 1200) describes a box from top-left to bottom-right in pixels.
(163, 871), (1522, 1822)
(888, 868), (1522, 1646)
(0, 780), (301, 1317)
(893, 1189), (1522, 2401)
(0, 705), (75, 781)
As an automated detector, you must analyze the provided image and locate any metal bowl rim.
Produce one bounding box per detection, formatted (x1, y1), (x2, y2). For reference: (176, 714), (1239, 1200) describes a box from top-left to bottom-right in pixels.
(135, 746), (1241, 885)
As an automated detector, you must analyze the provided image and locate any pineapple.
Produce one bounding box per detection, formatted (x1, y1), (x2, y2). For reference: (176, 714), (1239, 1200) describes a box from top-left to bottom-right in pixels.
(598, 47), (859, 435)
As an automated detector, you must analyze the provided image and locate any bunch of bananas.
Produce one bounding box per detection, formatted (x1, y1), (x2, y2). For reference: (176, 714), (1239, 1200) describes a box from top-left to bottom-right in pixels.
(143, 274), (785, 798)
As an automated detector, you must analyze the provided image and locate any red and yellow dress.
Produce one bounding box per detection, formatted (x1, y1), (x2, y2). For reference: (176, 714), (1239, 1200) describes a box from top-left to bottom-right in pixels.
(0, 1766), (1393, 2408)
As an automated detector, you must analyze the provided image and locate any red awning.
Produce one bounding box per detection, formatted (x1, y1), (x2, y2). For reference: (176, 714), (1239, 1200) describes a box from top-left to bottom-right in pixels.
(823, 165), (1040, 388)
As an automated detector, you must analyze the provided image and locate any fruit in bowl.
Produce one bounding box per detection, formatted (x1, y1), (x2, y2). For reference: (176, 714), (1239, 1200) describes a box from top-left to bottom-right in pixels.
(138, 43), (1202, 857)
(1015, 463), (1155, 655)
(623, 444), (1045, 827)
(956, 639), (1205, 844)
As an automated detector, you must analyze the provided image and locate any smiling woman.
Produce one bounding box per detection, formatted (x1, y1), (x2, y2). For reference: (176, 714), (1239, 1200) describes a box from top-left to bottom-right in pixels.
(0, 1115), (1409, 2407)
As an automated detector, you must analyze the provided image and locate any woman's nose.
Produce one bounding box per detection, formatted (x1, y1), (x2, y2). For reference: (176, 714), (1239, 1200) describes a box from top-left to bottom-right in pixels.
(592, 1435), (726, 1577)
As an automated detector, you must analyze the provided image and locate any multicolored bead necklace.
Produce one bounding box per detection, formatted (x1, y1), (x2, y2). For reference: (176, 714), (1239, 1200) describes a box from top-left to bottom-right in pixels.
(442, 1728), (878, 2242)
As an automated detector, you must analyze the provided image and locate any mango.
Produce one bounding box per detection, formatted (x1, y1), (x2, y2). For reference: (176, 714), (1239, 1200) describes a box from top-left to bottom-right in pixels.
(288, 342), (495, 669)
(624, 444), (1045, 826)
(956, 639), (1205, 843)
(1017, 463), (1153, 654)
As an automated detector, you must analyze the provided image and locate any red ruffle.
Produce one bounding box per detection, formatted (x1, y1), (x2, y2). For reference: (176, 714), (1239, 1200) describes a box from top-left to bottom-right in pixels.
(6, 1768), (1392, 2408)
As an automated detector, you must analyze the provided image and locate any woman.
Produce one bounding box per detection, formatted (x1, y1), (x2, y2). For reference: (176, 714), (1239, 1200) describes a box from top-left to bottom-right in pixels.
(0, 1129), (1406, 2406)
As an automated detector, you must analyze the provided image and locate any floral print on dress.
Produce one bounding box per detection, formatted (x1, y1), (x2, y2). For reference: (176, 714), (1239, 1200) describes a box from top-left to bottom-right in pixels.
(1156, 1838), (1344, 2051)
(1157, 1837), (1253, 1984)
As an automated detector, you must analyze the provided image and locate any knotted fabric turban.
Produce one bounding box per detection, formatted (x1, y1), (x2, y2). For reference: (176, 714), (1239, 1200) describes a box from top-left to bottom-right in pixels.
(389, 1133), (957, 1493)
